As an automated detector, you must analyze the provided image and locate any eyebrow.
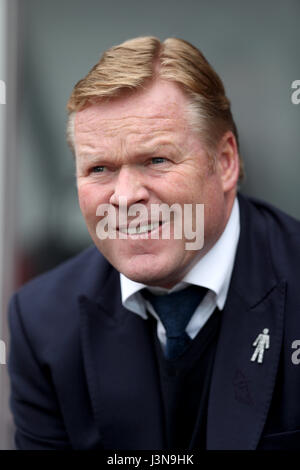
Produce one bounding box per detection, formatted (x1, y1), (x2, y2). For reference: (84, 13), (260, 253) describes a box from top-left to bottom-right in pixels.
(77, 140), (183, 162)
(133, 142), (181, 158)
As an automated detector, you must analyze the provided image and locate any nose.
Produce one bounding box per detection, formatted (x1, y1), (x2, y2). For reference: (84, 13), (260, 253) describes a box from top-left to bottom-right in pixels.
(109, 166), (150, 207)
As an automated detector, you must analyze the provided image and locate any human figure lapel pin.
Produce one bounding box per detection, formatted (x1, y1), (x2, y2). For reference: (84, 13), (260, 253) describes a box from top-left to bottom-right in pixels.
(251, 328), (270, 364)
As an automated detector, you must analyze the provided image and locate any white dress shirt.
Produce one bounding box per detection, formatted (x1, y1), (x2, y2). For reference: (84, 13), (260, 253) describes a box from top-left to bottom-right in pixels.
(120, 198), (240, 348)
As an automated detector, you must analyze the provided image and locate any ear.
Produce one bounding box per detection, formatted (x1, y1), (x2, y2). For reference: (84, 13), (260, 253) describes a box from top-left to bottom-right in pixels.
(216, 131), (240, 193)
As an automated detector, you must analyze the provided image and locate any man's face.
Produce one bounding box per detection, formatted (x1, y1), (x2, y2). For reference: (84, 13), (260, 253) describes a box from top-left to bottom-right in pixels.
(75, 79), (234, 287)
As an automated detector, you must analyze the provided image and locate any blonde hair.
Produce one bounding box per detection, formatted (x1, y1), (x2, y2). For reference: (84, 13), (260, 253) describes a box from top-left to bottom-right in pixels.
(67, 36), (244, 180)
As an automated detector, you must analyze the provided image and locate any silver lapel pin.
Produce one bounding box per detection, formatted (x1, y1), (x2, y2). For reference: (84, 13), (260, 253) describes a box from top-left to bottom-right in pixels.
(251, 328), (270, 364)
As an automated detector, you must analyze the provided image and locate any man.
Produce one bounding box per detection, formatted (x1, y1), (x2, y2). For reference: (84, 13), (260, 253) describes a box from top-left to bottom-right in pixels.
(8, 37), (300, 450)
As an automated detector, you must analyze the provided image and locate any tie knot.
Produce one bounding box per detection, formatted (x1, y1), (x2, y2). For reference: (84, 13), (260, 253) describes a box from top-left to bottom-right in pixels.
(142, 285), (207, 338)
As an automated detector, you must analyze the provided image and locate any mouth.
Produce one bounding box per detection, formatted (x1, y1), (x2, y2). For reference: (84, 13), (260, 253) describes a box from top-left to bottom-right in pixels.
(117, 221), (164, 236)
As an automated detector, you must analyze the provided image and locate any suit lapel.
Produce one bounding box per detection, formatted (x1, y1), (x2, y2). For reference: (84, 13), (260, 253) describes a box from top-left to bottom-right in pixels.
(207, 194), (286, 449)
(79, 267), (165, 450)
(206, 280), (285, 449)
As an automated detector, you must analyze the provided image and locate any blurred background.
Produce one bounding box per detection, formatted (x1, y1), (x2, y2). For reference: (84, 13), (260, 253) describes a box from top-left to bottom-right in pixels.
(0, 0), (299, 449)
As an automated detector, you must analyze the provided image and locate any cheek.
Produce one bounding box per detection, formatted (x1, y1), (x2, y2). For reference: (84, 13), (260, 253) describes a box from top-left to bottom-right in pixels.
(157, 173), (193, 202)
(77, 185), (102, 217)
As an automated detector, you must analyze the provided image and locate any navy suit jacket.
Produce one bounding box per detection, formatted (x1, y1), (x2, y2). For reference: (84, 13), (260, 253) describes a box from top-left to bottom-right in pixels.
(8, 193), (300, 450)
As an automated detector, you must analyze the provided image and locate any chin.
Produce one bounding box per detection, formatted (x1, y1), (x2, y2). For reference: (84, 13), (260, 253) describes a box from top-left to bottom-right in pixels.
(117, 257), (166, 284)
(120, 259), (182, 288)
(121, 267), (164, 285)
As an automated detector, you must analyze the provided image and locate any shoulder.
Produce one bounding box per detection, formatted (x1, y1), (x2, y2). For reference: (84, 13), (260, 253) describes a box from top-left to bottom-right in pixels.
(16, 244), (112, 303)
(240, 193), (300, 234)
(238, 192), (300, 277)
(8, 245), (116, 349)
(239, 192), (300, 241)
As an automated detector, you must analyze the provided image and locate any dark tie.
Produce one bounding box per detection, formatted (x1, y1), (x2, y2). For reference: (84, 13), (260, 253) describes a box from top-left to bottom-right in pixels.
(142, 285), (207, 360)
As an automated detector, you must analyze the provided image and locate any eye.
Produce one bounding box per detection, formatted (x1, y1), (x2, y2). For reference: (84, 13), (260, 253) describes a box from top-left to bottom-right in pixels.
(91, 165), (105, 173)
(151, 157), (167, 165)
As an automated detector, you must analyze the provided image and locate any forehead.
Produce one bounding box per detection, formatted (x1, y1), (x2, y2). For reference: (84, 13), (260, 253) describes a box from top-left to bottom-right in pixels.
(74, 80), (190, 145)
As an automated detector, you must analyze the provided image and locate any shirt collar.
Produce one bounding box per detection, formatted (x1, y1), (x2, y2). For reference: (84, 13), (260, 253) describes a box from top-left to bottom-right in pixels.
(120, 197), (240, 312)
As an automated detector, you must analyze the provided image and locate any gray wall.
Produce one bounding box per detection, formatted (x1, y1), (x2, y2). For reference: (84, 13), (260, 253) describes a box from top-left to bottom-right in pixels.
(1, 0), (19, 450)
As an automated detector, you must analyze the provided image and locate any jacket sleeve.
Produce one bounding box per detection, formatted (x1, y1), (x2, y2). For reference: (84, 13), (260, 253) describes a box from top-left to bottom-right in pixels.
(8, 293), (71, 450)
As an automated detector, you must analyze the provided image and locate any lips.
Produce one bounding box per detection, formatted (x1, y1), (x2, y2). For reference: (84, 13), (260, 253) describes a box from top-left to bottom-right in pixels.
(119, 222), (161, 235)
